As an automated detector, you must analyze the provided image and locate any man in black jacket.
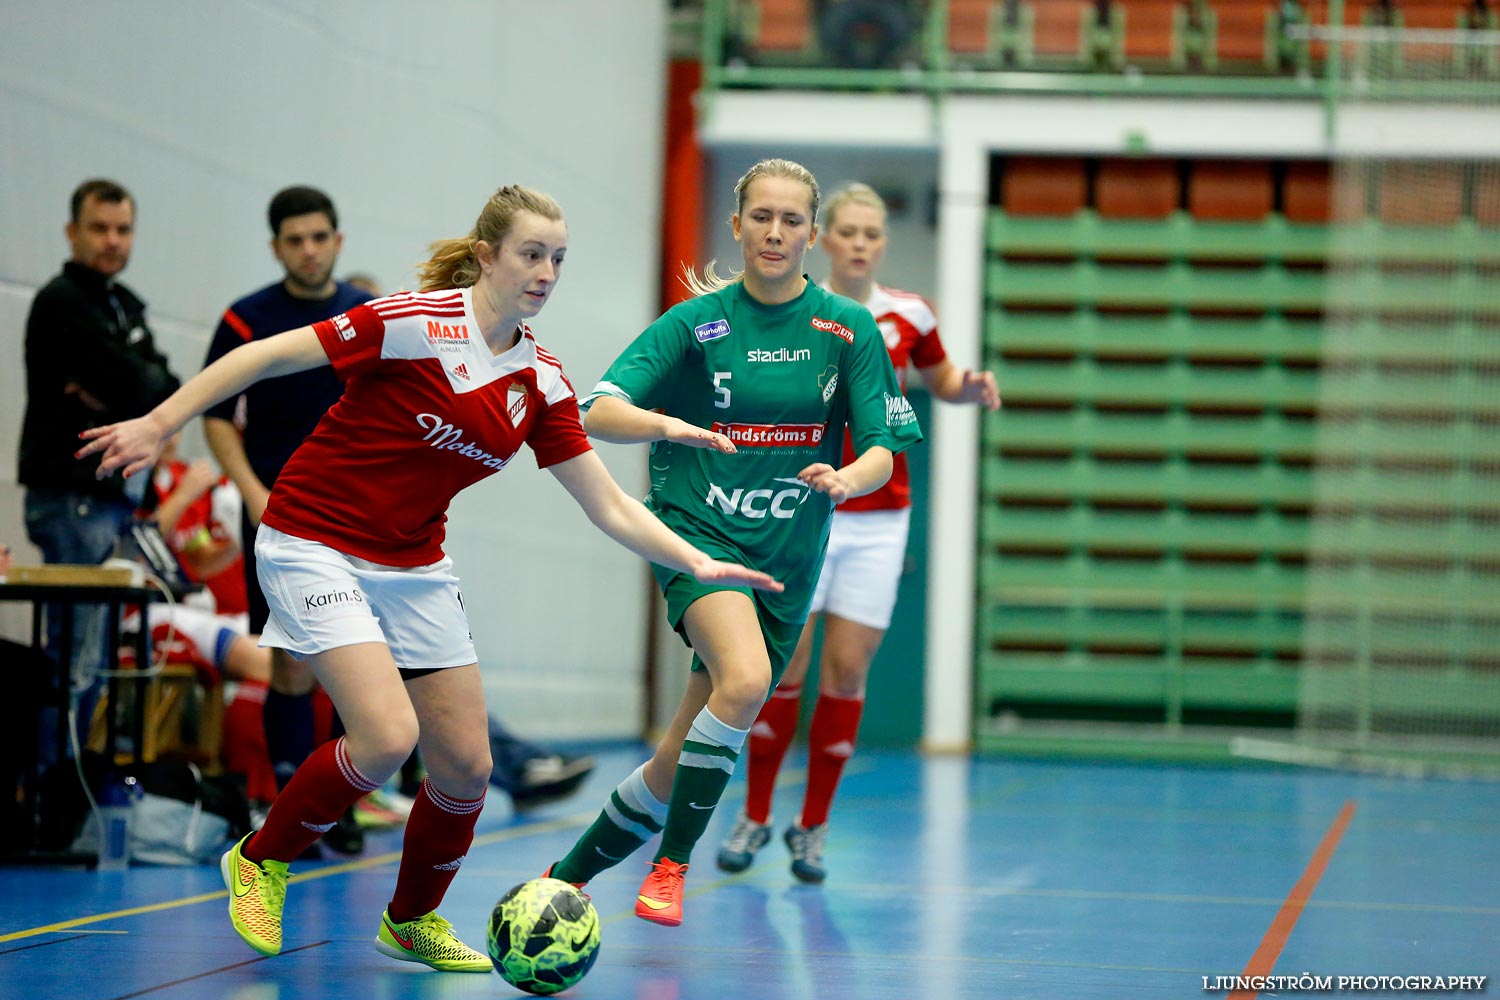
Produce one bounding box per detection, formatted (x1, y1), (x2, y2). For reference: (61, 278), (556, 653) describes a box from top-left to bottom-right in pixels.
(18, 178), (180, 762)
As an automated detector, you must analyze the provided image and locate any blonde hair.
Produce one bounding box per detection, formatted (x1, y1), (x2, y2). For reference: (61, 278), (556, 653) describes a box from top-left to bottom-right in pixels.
(681, 158), (821, 298)
(417, 185), (564, 292)
(823, 182), (887, 228)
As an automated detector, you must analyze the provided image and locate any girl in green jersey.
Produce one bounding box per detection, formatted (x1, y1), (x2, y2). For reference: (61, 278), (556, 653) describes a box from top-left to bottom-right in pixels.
(546, 159), (922, 926)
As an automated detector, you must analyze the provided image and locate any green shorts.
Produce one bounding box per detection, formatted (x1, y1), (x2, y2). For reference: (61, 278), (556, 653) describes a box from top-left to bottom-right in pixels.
(655, 567), (805, 693)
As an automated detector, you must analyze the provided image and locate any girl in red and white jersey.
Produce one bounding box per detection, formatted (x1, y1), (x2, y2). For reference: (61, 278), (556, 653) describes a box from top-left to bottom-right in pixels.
(717, 182), (999, 883)
(81, 184), (779, 971)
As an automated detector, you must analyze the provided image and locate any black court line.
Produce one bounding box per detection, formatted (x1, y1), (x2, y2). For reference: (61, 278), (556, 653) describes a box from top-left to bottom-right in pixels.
(105, 940), (333, 1000)
(0, 933), (91, 956)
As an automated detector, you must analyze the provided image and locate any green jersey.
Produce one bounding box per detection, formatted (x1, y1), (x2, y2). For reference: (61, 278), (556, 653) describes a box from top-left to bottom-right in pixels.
(586, 278), (923, 621)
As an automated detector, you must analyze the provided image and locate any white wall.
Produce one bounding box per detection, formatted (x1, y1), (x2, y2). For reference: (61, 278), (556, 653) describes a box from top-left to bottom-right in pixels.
(1, 1), (671, 739)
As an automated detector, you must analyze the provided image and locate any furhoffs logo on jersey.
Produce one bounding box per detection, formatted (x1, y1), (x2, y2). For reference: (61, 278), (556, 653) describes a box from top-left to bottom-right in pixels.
(451, 363), (470, 381)
(507, 385), (527, 424)
(811, 316), (854, 344)
(415, 413), (514, 471)
(298, 584), (366, 622)
(694, 319), (731, 343)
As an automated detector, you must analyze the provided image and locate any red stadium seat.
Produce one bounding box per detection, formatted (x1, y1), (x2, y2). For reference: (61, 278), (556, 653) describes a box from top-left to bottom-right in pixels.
(1213, 0), (1273, 64)
(1121, 0), (1181, 61)
(1096, 158), (1180, 219)
(1190, 160), (1275, 221)
(1004, 157), (1089, 216)
(753, 0), (811, 51)
(949, 0), (993, 54)
(1378, 161), (1464, 225)
(1283, 160), (1335, 224)
(1033, 0), (1090, 57)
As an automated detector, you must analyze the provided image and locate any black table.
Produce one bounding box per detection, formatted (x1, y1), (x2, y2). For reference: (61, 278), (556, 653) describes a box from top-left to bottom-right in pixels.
(1, 577), (166, 862)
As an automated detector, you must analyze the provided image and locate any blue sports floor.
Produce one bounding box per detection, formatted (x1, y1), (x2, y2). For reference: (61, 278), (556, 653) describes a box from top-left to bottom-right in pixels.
(2, 747), (1496, 999)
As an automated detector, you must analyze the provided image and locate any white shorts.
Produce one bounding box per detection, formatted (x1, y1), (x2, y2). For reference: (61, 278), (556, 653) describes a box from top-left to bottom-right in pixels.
(808, 507), (911, 631)
(254, 524), (476, 670)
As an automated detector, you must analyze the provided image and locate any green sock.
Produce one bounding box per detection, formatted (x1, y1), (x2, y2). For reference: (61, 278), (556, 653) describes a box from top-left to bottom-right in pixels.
(553, 764), (665, 884)
(658, 707), (749, 864)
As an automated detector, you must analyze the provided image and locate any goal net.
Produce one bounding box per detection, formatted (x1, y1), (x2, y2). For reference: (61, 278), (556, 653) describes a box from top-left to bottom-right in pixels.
(1240, 19), (1500, 778)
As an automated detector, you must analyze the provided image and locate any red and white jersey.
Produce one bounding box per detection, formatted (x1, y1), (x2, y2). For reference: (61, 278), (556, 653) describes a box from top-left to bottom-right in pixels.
(261, 288), (592, 566)
(824, 282), (947, 511)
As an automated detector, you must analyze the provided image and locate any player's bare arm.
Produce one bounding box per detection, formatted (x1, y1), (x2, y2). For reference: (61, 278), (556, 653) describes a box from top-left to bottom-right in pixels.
(919, 358), (1001, 411)
(204, 417), (273, 525)
(583, 395), (737, 453)
(78, 325), (329, 480)
(548, 449), (783, 592)
(798, 445), (894, 505)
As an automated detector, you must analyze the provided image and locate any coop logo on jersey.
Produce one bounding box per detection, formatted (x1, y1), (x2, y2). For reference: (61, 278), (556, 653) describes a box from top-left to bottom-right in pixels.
(298, 584), (366, 620)
(333, 314), (357, 342)
(885, 391), (917, 427)
(507, 385), (527, 424)
(694, 319), (731, 343)
(415, 413), (514, 470)
(705, 478), (812, 520)
(811, 316), (854, 344)
(710, 422), (825, 448)
(747, 347), (811, 363)
(819, 366), (839, 404)
(426, 320), (470, 352)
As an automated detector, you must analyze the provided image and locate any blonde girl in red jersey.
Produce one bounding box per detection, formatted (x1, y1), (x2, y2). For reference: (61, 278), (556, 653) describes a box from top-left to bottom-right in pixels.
(80, 185), (779, 972)
(717, 182), (999, 883)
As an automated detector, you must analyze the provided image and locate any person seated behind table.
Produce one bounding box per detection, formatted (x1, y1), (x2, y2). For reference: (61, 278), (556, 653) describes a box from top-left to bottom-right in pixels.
(143, 436), (595, 821)
(128, 434), (281, 807)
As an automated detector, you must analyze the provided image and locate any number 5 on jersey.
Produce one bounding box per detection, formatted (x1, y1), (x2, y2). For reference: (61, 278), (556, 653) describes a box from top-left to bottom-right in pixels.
(713, 371), (732, 409)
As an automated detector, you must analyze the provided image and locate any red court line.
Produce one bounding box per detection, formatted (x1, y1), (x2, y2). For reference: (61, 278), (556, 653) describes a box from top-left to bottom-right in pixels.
(1228, 799), (1358, 1000)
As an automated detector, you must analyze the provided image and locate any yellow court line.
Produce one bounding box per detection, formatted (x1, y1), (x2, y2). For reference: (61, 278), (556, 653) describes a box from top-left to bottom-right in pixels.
(0, 758), (845, 944)
(0, 811), (596, 944)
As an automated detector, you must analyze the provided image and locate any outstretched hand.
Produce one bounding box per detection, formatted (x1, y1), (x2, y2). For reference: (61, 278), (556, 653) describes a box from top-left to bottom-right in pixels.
(797, 462), (853, 505)
(665, 417), (737, 454)
(692, 559), (784, 593)
(961, 369), (1001, 411)
(75, 414), (168, 480)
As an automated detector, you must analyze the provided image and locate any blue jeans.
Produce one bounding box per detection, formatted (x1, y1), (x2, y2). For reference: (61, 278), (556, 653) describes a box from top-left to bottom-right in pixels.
(23, 488), (136, 769)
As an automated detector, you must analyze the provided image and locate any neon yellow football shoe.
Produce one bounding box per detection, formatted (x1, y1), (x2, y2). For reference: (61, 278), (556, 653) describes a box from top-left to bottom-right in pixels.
(220, 832), (289, 956)
(375, 909), (491, 972)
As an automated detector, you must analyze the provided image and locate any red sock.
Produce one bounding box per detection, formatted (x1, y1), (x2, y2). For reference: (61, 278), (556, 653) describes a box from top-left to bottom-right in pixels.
(745, 684), (801, 824)
(801, 693), (864, 829)
(245, 737), (379, 863)
(221, 681), (278, 804)
(388, 778), (485, 923)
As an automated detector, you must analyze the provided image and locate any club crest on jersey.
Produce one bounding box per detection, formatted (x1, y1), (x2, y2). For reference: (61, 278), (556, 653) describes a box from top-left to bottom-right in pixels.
(819, 365), (839, 404)
(811, 316), (854, 344)
(694, 319), (731, 343)
(507, 385), (527, 424)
